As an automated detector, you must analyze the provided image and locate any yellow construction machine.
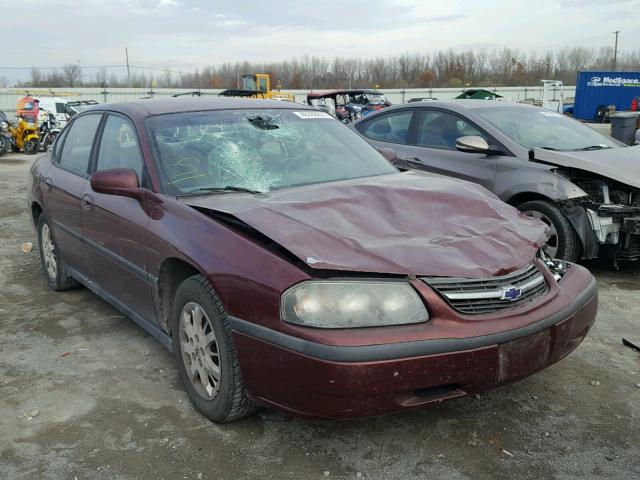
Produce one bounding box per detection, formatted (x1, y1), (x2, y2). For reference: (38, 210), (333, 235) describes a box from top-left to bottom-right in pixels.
(218, 74), (296, 102)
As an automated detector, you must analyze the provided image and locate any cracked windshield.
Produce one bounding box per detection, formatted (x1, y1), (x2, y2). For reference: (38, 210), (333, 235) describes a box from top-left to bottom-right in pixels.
(147, 109), (397, 195)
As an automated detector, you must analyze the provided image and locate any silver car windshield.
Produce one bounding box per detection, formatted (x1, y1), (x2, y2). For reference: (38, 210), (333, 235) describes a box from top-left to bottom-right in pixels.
(474, 106), (622, 151)
(146, 109), (397, 195)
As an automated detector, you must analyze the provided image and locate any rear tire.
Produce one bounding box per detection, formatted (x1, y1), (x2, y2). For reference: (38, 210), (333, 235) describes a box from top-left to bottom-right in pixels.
(172, 274), (254, 423)
(518, 200), (581, 261)
(37, 215), (79, 291)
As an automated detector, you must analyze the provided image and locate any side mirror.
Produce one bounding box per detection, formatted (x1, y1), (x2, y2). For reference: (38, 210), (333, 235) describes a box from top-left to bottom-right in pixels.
(90, 168), (141, 199)
(377, 147), (398, 163)
(455, 135), (490, 154)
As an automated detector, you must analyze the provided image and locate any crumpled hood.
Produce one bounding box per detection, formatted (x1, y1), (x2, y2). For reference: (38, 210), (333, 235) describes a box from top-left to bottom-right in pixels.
(533, 145), (640, 189)
(184, 172), (549, 278)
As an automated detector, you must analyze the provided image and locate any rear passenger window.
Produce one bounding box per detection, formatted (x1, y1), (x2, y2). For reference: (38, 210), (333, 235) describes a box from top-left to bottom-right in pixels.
(58, 114), (102, 175)
(359, 111), (413, 144)
(96, 115), (144, 180)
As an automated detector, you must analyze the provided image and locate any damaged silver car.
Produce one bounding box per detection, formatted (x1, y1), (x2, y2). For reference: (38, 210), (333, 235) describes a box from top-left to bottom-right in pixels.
(353, 101), (640, 264)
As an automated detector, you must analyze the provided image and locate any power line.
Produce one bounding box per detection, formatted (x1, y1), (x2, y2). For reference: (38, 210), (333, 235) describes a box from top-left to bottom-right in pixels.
(0, 64), (126, 70)
(0, 64), (206, 74)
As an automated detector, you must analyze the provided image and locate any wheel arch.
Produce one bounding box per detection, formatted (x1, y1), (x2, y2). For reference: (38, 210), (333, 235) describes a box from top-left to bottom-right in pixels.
(157, 257), (203, 336)
(31, 201), (43, 227)
(506, 191), (557, 207)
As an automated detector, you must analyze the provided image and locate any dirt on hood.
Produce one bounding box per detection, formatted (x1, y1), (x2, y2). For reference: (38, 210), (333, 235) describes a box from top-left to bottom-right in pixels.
(184, 171), (549, 279)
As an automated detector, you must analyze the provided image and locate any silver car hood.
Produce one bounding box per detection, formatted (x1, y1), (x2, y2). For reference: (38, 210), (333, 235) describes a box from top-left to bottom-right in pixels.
(532, 146), (640, 189)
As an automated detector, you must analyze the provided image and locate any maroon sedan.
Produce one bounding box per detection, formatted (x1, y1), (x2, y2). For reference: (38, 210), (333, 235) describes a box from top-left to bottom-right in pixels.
(28, 98), (598, 422)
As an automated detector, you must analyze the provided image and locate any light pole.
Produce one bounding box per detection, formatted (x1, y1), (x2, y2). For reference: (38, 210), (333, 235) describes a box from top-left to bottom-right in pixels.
(613, 31), (620, 70)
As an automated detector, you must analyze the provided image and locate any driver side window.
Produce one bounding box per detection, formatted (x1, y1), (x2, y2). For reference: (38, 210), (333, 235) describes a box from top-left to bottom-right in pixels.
(95, 115), (145, 184)
(416, 110), (485, 150)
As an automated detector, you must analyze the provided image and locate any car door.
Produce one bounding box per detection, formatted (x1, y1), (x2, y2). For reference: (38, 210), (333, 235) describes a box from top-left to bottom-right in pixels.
(44, 113), (103, 277)
(403, 109), (502, 191)
(355, 109), (415, 160)
(82, 113), (157, 323)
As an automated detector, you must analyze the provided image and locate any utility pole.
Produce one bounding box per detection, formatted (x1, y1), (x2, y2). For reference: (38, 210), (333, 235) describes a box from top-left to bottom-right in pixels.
(125, 46), (131, 87)
(613, 31), (620, 70)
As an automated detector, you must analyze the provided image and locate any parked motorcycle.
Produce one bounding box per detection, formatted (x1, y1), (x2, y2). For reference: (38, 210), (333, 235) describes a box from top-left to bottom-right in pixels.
(0, 111), (12, 156)
(39, 109), (61, 152)
(8, 113), (40, 154)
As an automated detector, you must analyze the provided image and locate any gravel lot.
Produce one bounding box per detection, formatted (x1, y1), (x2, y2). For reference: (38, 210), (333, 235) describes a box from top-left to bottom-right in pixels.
(1, 153), (639, 480)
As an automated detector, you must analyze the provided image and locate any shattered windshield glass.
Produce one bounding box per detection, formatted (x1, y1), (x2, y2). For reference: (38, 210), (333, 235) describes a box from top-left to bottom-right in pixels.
(147, 109), (397, 195)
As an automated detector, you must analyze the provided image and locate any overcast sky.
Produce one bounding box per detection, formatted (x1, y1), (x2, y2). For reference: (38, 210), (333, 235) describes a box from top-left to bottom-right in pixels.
(2, 0), (639, 83)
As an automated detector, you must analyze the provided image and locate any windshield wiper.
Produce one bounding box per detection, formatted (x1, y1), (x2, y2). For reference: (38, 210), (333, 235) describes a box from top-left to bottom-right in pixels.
(182, 186), (263, 196)
(573, 145), (611, 151)
(539, 146), (560, 151)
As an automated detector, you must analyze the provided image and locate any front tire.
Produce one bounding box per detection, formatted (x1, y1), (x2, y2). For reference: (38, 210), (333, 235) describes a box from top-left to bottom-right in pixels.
(518, 200), (581, 261)
(0, 136), (8, 156)
(24, 139), (40, 155)
(37, 215), (78, 291)
(172, 274), (254, 423)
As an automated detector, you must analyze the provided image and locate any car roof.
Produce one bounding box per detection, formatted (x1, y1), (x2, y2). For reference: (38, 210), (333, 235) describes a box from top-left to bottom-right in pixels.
(84, 97), (312, 118)
(350, 100), (541, 126)
(387, 99), (537, 111)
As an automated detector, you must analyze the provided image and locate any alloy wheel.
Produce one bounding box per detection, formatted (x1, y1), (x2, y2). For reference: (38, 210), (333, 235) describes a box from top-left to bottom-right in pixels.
(523, 210), (559, 258)
(24, 139), (39, 154)
(179, 302), (221, 400)
(41, 223), (57, 280)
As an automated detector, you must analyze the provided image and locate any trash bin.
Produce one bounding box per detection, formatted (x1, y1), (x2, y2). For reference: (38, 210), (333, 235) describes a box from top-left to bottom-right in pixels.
(611, 112), (640, 145)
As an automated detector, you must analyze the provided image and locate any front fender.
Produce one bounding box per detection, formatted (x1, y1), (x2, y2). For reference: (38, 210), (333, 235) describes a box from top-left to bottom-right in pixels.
(497, 170), (588, 203)
(24, 132), (39, 142)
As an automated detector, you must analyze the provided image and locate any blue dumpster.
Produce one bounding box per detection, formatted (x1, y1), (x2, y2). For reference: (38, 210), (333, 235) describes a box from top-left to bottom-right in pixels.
(573, 71), (640, 121)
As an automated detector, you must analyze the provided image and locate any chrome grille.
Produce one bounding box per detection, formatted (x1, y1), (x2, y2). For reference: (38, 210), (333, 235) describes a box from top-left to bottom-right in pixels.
(422, 263), (548, 315)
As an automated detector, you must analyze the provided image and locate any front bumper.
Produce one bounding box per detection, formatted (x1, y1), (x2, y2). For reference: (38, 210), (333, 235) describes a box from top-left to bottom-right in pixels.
(231, 265), (598, 419)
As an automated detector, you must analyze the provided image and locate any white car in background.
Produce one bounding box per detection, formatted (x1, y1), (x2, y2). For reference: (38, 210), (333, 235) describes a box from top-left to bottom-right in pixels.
(35, 96), (70, 127)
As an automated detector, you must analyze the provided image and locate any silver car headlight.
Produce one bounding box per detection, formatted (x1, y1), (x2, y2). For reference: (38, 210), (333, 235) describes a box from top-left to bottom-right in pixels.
(538, 249), (569, 281)
(281, 280), (429, 329)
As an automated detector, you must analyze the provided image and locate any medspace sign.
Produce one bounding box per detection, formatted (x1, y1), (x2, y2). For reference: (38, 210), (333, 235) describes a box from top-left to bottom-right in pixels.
(587, 76), (640, 87)
(575, 71), (640, 120)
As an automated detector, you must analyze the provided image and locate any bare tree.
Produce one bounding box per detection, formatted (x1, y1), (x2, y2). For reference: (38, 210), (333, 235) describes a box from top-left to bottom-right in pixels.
(62, 64), (82, 87)
(14, 47), (640, 90)
(30, 67), (44, 86)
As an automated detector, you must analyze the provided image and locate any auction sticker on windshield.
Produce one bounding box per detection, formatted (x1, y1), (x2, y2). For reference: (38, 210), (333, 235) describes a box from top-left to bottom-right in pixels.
(292, 111), (334, 119)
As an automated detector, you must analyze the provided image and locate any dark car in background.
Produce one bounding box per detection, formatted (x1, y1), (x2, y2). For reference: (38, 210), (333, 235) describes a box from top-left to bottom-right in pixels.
(28, 98), (597, 422)
(352, 100), (640, 264)
(307, 89), (391, 123)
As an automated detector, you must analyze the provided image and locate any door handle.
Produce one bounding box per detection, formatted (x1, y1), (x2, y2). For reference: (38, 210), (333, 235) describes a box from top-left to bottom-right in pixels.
(81, 193), (94, 210)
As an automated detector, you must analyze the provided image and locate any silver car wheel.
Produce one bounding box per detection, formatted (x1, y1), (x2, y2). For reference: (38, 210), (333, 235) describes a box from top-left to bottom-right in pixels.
(524, 210), (559, 258)
(41, 223), (57, 280)
(179, 302), (221, 400)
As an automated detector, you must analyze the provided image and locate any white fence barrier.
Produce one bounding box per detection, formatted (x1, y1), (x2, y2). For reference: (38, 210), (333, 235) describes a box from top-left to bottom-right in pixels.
(0, 86), (577, 113)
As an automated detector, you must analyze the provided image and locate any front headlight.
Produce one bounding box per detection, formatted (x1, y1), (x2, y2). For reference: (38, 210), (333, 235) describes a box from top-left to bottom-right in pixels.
(281, 280), (429, 329)
(0, 121), (7, 130)
(538, 249), (569, 281)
